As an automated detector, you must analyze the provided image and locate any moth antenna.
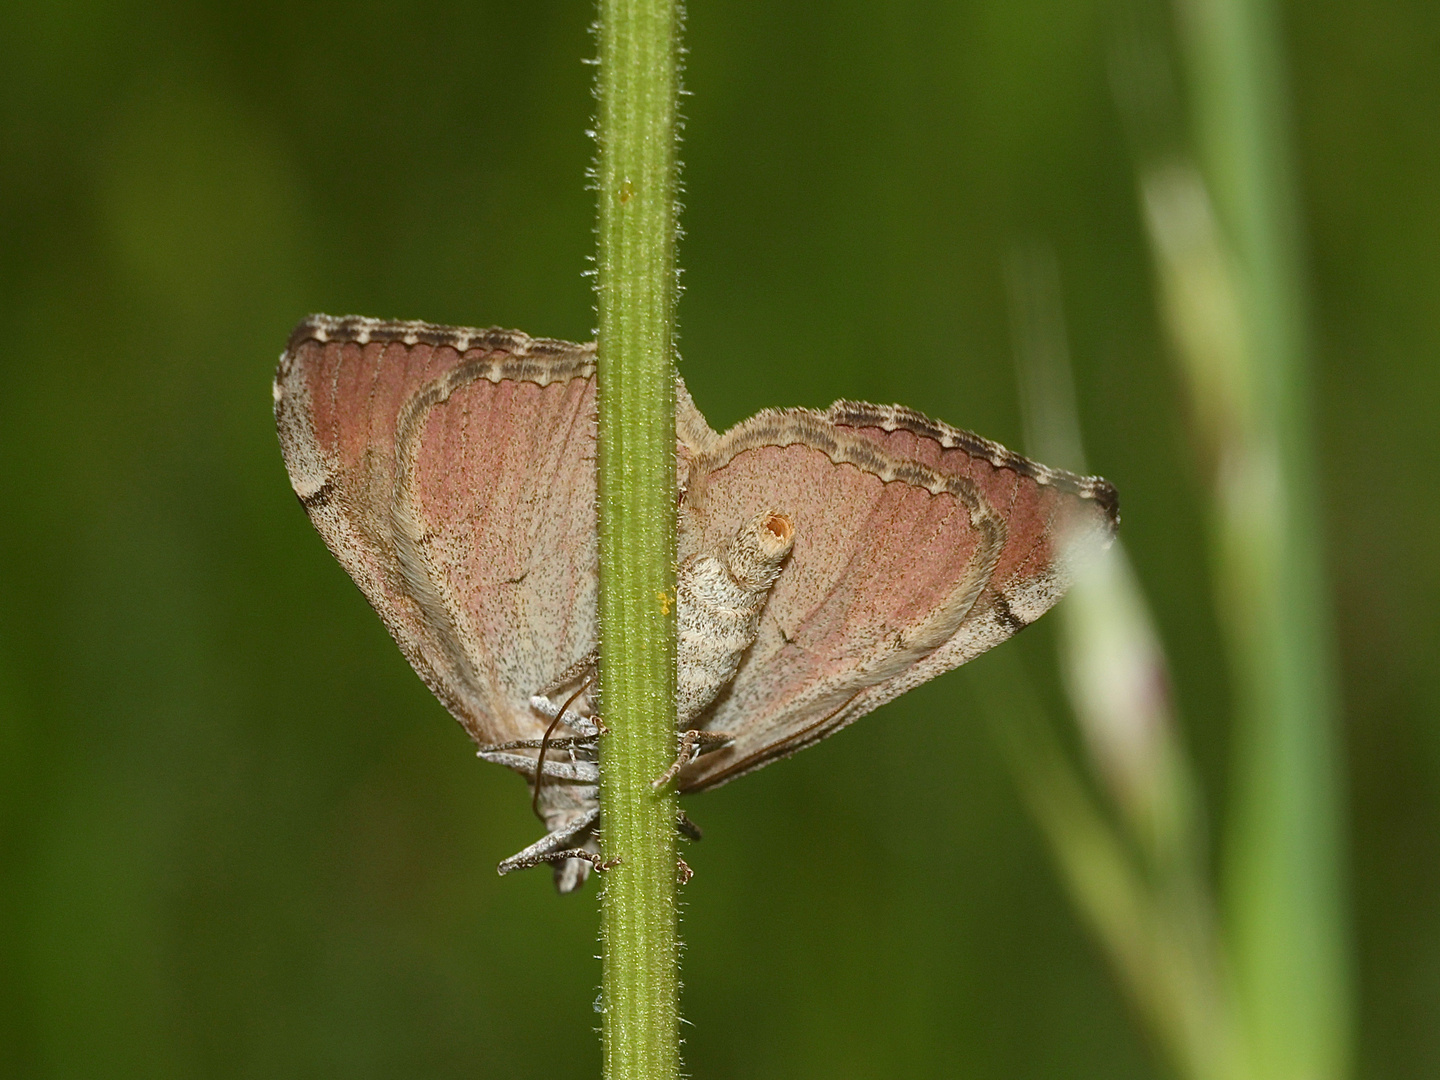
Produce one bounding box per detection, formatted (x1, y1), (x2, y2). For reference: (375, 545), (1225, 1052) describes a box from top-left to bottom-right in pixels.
(532, 675), (595, 820)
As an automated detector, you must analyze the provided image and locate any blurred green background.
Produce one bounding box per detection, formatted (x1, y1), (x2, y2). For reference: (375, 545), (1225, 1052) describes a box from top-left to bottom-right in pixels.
(1, 1), (1435, 1077)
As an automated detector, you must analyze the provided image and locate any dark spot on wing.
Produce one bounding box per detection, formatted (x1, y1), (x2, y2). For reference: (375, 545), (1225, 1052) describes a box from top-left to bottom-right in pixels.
(298, 478), (335, 511)
(991, 593), (1030, 634)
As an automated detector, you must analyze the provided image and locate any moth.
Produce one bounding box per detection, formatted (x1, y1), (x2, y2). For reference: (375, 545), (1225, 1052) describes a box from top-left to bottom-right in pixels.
(274, 314), (1118, 891)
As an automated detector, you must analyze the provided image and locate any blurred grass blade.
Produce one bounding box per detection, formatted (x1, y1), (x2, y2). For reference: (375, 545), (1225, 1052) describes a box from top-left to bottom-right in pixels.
(1007, 244), (1203, 871)
(1149, 1), (1352, 1075)
(982, 656), (1237, 1080)
(1004, 247), (1240, 1080)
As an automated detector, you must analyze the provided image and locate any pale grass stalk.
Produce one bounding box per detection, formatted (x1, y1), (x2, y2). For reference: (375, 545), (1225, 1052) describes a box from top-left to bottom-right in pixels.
(1001, 246), (1243, 1080)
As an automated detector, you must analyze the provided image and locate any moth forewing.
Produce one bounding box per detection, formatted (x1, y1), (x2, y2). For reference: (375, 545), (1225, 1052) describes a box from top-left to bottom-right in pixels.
(276, 316), (604, 749)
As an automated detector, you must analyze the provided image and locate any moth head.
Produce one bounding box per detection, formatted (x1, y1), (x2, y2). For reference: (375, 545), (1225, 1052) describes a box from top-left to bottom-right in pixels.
(761, 512), (795, 546)
(726, 511), (796, 592)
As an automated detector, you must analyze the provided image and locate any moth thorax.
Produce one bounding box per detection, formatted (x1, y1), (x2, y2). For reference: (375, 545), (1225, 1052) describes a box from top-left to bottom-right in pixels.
(676, 511), (795, 726)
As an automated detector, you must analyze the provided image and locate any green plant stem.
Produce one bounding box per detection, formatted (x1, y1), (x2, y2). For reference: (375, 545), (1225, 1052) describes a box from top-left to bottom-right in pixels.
(593, 0), (683, 1078)
(1175, 2), (1350, 1078)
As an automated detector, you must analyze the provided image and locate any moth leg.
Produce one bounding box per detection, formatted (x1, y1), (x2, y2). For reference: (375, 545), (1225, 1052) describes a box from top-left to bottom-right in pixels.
(529, 693), (603, 739)
(510, 845), (619, 894)
(518, 848), (619, 873)
(540, 650), (599, 698)
(476, 747), (599, 783)
(652, 729), (734, 790)
(496, 806), (603, 877)
(553, 850), (621, 894)
(676, 807), (703, 841)
(481, 735), (593, 752)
